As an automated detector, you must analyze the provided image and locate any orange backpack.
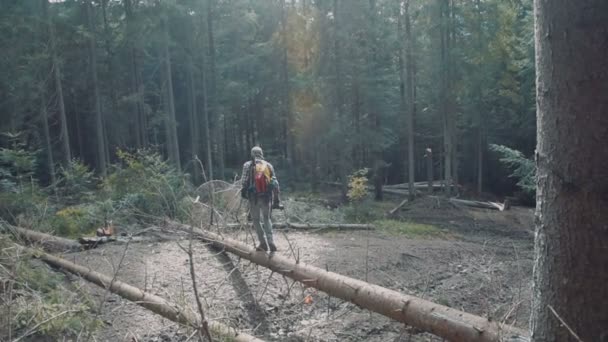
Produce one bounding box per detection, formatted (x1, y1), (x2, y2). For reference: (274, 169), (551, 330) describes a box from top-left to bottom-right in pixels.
(252, 160), (272, 194)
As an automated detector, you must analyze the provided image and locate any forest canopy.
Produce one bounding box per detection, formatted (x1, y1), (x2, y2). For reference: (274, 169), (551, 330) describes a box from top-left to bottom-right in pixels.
(0, 0), (535, 195)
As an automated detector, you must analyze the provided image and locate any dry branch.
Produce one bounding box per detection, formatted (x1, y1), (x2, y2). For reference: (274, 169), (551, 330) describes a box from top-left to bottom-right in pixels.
(226, 222), (373, 231)
(168, 221), (529, 342)
(387, 199), (409, 216)
(35, 250), (263, 342)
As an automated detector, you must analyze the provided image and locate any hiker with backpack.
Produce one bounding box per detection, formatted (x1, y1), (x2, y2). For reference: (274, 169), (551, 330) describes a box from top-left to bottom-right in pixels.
(240, 146), (281, 252)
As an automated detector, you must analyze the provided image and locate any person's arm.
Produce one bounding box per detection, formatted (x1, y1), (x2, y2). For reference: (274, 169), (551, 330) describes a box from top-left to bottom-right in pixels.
(269, 163), (279, 189)
(241, 162), (250, 191)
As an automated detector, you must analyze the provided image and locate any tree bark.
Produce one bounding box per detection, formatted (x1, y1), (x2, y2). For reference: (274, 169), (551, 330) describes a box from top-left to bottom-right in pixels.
(43, 0), (71, 164)
(169, 222), (528, 342)
(35, 250), (263, 342)
(531, 1), (608, 340)
(161, 14), (181, 172)
(86, 0), (108, 176)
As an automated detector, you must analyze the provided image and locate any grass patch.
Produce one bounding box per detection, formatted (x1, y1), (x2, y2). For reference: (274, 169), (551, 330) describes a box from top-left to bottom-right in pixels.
(374, 219), (448, 239)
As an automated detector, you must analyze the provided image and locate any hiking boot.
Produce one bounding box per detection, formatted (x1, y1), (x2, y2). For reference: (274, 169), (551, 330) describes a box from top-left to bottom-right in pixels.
(268, 243), (277, 252)
(256, 243), (268, 251)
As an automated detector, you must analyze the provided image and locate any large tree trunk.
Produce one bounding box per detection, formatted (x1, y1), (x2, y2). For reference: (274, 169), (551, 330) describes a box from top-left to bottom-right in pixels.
(169, 222), (528, 342)
(86, 0), (108, 176)
(161, 15), (181, 172)
(36, 250), (263, 342)
(43, 0), (71, 164)
(531, 1), (608, 340)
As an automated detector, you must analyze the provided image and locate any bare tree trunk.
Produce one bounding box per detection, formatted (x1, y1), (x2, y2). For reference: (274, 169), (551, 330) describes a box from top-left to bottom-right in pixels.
(187, 53), (201, 183)
(404, 0), (416, 201)
(206, 0), (222, 179)
(280, 0), (295, 170)
(162, 15), (181, 172)
(333, 0), (348, 200)
(531, 0), (608, 340)
(439, 0), (452, 197)
(426, 148), (433, 194)
(86, 0), (107, 176)
(170, 222), (528, 342)
(39, 89), (56, 184)
(475, 0), (483, 194)
(43, 0), (71, 164)
(123, 0), (147, 148)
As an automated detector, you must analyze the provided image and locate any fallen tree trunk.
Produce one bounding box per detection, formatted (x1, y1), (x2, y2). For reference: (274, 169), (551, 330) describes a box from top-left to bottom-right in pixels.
(4, 225), (82, 252)
(168, 221), (529, 342)
(446, 198), (508, 211)
(226, 222), (373, 231)
(37, 250), (263, 342)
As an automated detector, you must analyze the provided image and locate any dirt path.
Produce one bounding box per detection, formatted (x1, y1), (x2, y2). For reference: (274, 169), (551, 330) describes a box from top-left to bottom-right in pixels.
(71, 199), (534, 341)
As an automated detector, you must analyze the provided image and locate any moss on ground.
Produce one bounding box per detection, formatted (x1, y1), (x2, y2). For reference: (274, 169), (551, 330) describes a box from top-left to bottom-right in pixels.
(374, 219), (452, 239)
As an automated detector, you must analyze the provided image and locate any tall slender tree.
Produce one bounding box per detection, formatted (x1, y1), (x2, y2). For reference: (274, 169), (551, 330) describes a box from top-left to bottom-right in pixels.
(42, 0), (71, 164)
(86, 0), (107, 176)
(404, 0), (416, 200)
(161, 13), (181, 171)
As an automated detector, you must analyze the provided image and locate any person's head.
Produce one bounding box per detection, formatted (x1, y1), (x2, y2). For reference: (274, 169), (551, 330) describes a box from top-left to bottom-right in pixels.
(251, 146), (264, 159)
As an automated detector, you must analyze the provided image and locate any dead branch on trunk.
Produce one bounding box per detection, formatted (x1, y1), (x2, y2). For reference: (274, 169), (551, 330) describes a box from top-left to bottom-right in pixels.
(33, 248), (264, 342)
(167, 221), (529, 342)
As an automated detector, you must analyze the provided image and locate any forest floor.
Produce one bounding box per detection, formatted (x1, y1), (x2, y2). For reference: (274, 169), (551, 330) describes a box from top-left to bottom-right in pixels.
(69, 192), (534, 342)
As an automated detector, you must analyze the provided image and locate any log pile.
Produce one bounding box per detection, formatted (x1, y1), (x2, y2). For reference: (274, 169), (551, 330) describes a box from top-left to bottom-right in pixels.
(168, 221), (529, 342)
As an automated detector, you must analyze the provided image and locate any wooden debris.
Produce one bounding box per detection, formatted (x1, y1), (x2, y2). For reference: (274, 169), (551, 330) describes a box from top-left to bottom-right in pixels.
(168, 221), (529, 342)
(387, 199), (409, 216)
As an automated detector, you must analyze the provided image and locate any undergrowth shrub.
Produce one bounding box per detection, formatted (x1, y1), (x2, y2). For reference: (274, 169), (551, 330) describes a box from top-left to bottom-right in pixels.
(103, 149), (192, 221)
(0, 237), (101, 340)
(55, 160), (96, 205)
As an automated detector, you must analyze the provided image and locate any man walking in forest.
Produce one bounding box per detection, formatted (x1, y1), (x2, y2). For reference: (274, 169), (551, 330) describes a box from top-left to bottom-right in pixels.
(241, 146), (280, 252)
